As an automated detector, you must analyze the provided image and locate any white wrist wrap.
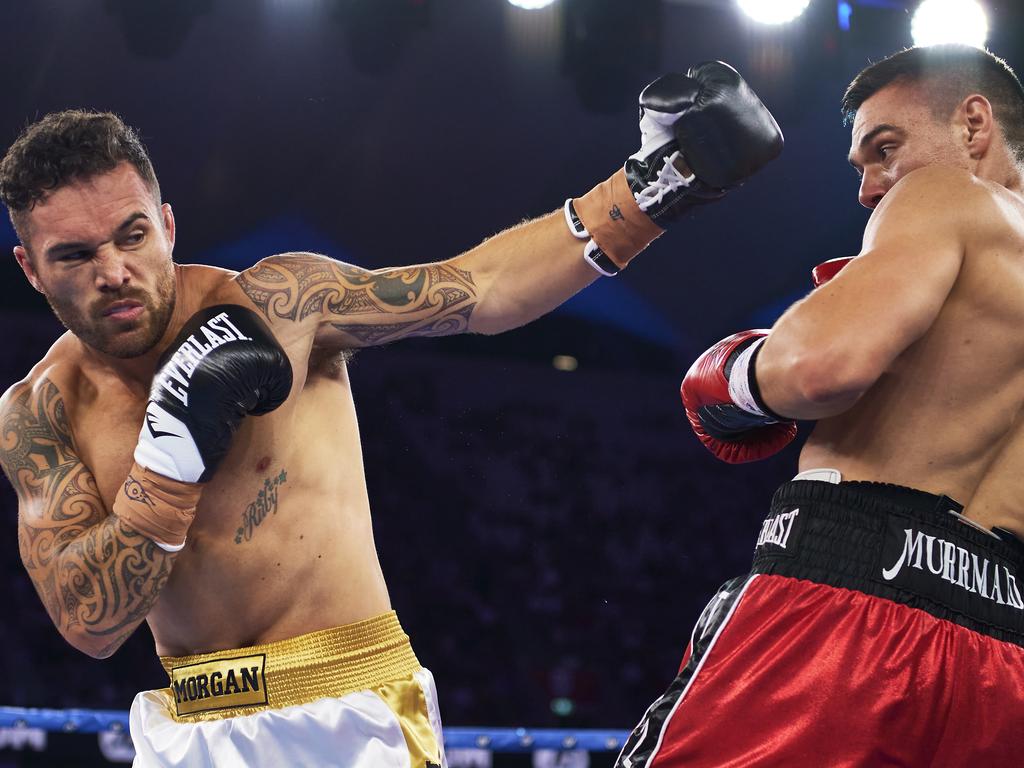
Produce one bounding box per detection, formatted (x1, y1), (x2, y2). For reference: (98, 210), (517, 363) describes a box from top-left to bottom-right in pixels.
(728, 337), (769, 417)
(563, 198), (589, 239)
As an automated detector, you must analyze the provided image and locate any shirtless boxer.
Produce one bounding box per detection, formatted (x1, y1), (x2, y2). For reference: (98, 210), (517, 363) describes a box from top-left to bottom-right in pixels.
(0, 64), (781, 766)
(618, 44), (1024, 767)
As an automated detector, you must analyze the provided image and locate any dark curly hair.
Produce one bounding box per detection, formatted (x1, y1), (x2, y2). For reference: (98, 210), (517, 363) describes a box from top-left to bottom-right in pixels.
(0, 109), (160, 243)
(842, 45), (1024, 164)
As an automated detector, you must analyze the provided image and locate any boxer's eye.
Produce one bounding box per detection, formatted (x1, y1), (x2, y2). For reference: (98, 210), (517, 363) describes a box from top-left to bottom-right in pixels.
(123, 230), (145, 246)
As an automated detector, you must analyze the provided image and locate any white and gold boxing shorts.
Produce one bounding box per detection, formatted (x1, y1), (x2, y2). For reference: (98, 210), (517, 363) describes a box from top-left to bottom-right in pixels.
(129, 611), (445, 767)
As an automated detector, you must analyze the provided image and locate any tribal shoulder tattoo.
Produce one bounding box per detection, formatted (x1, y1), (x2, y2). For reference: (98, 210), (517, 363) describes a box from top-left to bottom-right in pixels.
(0, 380), (172, 657)
(236, 253), (478, 345)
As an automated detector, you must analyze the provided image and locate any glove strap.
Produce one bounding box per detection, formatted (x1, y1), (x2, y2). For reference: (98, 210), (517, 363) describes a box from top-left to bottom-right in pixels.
(112, 462), (203, 552)
(727, 337), (786, 421)
(572, 168), (664, 272)
(563, 199), (589, 239)
(583, 240), (620, 277)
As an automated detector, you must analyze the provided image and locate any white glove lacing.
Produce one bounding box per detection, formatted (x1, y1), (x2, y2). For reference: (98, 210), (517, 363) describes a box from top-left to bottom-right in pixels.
(634, 151), (695, 212)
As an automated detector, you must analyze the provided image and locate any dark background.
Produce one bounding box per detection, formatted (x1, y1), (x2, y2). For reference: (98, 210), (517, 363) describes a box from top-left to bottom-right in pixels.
(1, 0), (1022, 739)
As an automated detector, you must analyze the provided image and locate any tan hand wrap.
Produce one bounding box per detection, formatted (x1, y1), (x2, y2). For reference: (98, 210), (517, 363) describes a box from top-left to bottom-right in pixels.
(112, 462), (203, 551)
(573, 168), (665, 270)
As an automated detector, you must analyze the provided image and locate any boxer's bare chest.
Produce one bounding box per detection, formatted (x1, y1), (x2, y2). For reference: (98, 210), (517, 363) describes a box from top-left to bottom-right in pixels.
(65, 343), (314, 534)
(67, 341), (365, 540)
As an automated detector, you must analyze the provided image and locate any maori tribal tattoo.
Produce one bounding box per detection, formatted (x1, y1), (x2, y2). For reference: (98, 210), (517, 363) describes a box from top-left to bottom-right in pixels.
(236, 253), (478, 345)
(235, 469), (287, 545)
(0, 380), (174, 657)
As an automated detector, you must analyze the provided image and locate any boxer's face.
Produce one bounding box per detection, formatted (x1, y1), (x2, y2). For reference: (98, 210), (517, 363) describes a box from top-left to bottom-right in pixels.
(848, 80), (973, 209)
(13, 163), (177, 358)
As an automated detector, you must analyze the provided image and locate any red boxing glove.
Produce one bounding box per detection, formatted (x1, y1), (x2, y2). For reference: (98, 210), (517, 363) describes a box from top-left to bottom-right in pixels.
(811, 256), (855, 288)
(681, 330), (797, 464)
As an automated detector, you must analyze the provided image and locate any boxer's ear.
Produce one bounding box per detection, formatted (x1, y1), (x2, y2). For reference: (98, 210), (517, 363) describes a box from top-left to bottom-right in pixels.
(958, 94), (994, 160)
(161, 203), (175, 250)
(14, 245), (44, 293)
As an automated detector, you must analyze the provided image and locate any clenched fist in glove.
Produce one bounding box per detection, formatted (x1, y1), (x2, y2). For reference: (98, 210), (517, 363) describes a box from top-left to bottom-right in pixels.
(681, 330), (796, 464)
(567, 62), (783, 275)
(113, 305), (293, 550)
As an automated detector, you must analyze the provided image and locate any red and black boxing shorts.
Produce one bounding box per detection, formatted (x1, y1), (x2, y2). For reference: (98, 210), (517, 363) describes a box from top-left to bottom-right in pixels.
(616, 479), (1024, 768)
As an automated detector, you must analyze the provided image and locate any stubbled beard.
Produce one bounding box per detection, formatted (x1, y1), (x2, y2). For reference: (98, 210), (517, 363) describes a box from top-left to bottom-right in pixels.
(45, 267), (176, 358)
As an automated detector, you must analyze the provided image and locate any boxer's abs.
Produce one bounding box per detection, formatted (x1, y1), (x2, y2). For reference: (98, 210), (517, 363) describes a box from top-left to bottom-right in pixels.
(77, 359), (392, 657)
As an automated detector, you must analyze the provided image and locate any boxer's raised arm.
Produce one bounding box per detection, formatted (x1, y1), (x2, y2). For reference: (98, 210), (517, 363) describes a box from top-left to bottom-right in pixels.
(234, 63), (782, 346)
(0, 379), (178, 659)
(755, 166), (974, 419)
(232, 212), (594, 346)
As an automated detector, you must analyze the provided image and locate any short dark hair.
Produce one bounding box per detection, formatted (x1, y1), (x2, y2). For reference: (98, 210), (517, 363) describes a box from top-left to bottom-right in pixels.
(842, 45), (1024, 163)
(0, 110), (160, 242)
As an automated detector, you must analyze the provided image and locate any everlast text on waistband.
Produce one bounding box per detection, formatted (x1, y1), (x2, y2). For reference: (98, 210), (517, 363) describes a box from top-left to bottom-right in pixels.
(756, 509), (800, 550)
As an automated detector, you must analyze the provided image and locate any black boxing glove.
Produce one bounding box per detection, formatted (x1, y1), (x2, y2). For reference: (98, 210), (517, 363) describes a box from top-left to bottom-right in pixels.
(633, 63), (784, 220)
(568, 61), (783, 275)
(134, 305), (293, 483)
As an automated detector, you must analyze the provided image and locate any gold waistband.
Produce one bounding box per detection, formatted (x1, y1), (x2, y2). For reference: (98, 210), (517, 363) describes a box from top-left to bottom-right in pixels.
(158, 610), (421, 722)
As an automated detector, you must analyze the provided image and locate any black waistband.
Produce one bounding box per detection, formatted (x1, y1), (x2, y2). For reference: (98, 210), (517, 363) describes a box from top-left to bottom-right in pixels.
(751, 480), (1024, 646)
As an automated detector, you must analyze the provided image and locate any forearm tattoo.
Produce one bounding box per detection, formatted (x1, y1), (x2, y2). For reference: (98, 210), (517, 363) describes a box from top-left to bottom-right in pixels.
(1, 380), (173, 655)
(236, 253), (478, 344)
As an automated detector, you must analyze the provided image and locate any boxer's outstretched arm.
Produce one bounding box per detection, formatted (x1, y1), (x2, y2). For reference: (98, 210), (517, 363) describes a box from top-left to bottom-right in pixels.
(234, 211), (597, 346)
(234, 65), (782, 344)
(0, 380), (178, 659)
(756, 166), (974, 419)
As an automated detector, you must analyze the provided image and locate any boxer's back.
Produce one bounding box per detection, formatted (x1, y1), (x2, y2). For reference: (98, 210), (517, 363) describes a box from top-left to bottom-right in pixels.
(800, 176), (1024, 531)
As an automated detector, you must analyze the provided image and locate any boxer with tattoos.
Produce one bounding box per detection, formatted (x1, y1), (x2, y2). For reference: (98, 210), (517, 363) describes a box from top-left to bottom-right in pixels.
(0, 64), (781, 767)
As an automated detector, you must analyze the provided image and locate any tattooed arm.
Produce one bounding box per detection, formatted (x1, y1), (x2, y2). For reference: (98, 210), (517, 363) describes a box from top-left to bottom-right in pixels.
(0, 379), (177, 659)
(235, 211), (600, 345)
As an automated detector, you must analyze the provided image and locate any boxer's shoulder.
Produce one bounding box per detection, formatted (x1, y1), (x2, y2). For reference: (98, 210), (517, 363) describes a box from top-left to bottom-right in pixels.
(2, 333), (85, 414)
(877, 165), (986, 216)
(865, 166), (1013, 248)
(179, 262), (240, 307)
(180, 262), (298, 331)
(0, 352), (81, 482)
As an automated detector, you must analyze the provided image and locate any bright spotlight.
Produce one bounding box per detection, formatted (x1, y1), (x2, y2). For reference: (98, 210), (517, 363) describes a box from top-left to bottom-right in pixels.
(911, 0), (988, 48)
(738, 0), (811, 25)
(506, 0), (557, 9)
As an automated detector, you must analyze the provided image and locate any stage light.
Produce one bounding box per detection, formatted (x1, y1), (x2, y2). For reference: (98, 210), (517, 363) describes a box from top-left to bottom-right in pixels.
(911, 0), (988, 48)
(507, 0), (558, 9)
(837, 1), (852, 32)
(552, 355), (578, 372)
(737, 0), (811, 25)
